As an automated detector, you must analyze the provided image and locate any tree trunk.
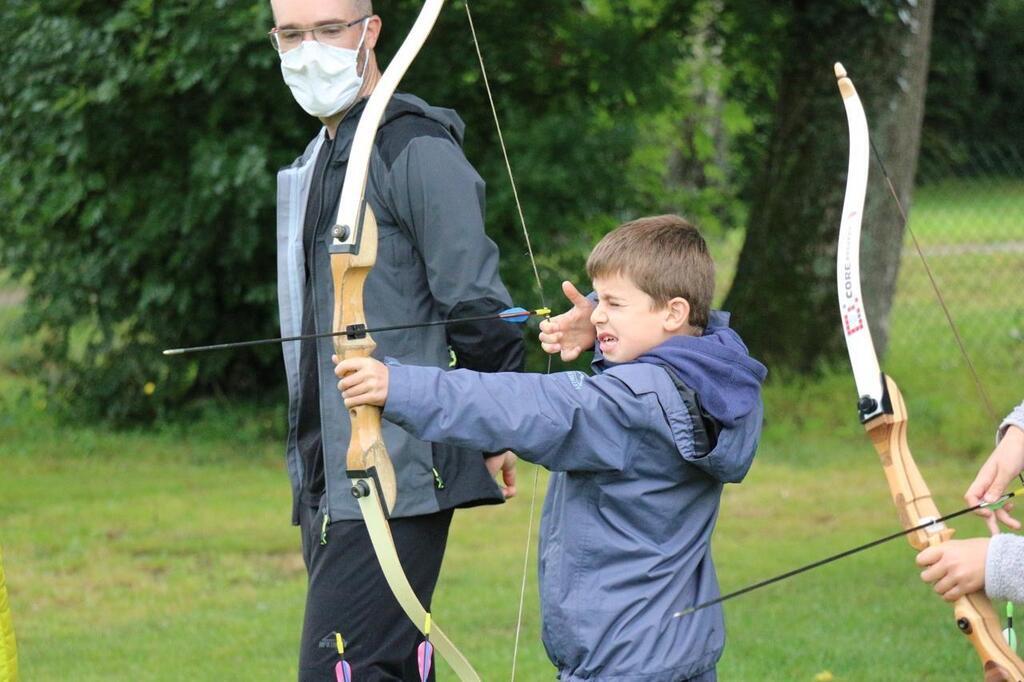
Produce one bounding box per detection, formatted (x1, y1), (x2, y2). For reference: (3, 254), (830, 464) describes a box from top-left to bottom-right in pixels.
(723, 0), (934, 371)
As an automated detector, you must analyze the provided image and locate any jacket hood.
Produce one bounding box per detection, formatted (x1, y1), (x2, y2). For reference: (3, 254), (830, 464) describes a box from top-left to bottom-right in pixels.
(381, 92), (466, 144)
(633, 310), (767, 428)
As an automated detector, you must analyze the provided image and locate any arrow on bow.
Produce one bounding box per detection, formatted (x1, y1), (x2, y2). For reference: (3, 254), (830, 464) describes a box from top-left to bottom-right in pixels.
(161, 307), (549, 356)
(835, 62), (1024, 681)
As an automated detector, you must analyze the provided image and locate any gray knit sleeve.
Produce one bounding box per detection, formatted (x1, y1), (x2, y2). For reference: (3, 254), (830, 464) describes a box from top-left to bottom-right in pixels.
(996, 401), (1024, 442)
(985, 533), (1024, 603)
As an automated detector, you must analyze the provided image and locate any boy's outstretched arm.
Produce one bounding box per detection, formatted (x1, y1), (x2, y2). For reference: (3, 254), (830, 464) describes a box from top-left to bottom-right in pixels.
(336, 356), (518, 498)
(335, 357), (638, 473)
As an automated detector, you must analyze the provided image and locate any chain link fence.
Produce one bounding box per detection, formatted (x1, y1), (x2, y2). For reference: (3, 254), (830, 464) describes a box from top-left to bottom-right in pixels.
(886, 145), (1024, 418)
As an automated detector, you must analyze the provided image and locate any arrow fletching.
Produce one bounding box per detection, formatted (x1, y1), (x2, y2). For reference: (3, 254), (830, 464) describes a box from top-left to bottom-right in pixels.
(417, 640), (434, 681)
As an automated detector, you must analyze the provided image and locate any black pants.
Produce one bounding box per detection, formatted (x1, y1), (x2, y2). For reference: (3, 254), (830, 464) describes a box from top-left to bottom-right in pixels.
(298, 503), (454, 682)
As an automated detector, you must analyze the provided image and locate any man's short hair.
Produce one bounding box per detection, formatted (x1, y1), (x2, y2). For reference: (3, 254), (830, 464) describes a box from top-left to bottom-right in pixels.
(586, 214), (714, 329)
(271, 1), (372, 18)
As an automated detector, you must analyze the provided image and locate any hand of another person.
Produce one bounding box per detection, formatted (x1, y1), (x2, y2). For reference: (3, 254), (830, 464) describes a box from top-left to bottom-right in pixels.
(333, 355), (390, 408)
(965, 425), (1024, 534)
(916, 538), (990, 602)
(538, 281), (597, 362)
(485, 451), (518, 499)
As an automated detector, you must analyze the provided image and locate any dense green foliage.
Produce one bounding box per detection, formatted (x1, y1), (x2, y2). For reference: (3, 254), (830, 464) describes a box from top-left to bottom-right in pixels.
(1, 0), (1019, 422)
(922, 0), (1024, 176)
(0, 0), (301, 421)
(1, 0), (747, 422)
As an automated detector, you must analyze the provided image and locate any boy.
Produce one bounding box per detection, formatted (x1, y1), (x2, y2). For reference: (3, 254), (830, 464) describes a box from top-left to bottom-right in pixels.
(336, 215), (767, 681)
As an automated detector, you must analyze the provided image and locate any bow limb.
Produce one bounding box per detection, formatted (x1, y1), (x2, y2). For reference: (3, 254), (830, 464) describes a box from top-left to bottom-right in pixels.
(331, 2), (480, 679)
(835, 63), (1024, 681)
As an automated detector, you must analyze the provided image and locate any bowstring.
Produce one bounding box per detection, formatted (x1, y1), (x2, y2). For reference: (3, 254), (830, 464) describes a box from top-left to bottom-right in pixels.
(463, 3), (552, 680)
(867, 138), (1024, 489)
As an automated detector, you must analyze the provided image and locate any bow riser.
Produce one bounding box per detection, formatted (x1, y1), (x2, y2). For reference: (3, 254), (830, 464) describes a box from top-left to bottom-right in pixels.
(866, 379), (1021, 679)
(331, 206), (398, 513)
(326, 1), (481, 677)
(864, 376), (951, 550)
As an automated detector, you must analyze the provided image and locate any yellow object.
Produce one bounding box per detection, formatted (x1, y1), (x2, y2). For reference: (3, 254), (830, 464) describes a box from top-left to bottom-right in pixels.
(0, 546), (18, 682)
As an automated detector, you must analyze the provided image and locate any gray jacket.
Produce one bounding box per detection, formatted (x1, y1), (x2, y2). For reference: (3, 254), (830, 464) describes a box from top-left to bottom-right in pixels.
(382, 344), (764, 681)
(987, 401), (1024, 602)
(276, 94), (522, 522)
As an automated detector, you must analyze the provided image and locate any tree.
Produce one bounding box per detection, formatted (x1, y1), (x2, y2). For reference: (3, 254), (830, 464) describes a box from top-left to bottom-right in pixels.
(722, 0), (934, 371)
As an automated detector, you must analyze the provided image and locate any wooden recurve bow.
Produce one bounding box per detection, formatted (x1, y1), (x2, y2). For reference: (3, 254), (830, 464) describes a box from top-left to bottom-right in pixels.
(330, 2), (480, 679)
(835, 62), (1024, 682)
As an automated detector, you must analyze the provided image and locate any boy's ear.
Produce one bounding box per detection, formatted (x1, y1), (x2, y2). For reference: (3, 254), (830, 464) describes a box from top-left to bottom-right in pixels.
(663, 297), (691, 332)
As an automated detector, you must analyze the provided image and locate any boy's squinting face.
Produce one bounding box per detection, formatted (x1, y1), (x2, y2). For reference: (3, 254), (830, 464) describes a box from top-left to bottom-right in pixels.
(590, 273), (681, 363)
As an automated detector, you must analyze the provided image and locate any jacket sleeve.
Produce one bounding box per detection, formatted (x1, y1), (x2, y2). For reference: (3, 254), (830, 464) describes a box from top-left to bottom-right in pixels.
(997, 400), (1024, 441)
(384, 135), (524, 373)
(985, 533), (1024, 603)
(383, 363), (646, 473)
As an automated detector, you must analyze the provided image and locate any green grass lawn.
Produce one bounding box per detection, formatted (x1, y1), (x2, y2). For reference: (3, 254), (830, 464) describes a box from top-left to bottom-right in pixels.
(2, 175), (1022, 680)
(2, 356), (1007, 681)
(912, 178), (1024, 245)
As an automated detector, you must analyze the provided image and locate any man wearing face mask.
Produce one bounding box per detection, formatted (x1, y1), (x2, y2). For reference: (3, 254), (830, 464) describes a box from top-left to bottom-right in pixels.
(269, 1), (525, 680)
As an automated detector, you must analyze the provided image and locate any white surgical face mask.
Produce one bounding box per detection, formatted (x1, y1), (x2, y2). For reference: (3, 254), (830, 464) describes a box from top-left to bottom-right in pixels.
(279, 20), (368, 118)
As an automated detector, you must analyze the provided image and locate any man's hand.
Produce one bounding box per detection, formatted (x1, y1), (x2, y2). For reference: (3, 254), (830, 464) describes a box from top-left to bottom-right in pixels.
(485, 451), (518, 499)
(538, 281), (597, 362)
(333, 355), (389, 408)
(916, 538), (990, 602)
(965, 425), (1024, 534)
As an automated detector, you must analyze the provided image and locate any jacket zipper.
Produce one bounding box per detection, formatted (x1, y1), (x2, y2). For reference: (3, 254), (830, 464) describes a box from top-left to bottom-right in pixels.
(308, 135), (335, 543)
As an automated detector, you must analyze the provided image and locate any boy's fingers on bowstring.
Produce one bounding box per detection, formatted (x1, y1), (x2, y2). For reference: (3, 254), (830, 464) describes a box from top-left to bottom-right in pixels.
(538, 320), (563, 351)
(540, 340), (561, 355)
(560, 345), (583, 362)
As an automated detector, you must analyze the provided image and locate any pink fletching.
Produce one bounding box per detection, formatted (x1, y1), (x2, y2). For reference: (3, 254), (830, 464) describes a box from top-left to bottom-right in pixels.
(335, 660), (352, 682)
(417, 640), (434, 681)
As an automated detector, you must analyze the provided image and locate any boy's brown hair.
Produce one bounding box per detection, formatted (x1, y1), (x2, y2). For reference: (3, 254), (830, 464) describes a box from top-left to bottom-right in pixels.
(586, 214), (714, 330)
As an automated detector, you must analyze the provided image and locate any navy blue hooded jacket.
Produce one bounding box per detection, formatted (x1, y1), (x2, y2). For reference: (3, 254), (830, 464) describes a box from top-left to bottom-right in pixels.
(382, 311), (765, 681)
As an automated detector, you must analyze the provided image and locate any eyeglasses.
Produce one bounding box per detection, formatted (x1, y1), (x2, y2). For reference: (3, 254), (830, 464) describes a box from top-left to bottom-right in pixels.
(268, 16), (369, 53)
